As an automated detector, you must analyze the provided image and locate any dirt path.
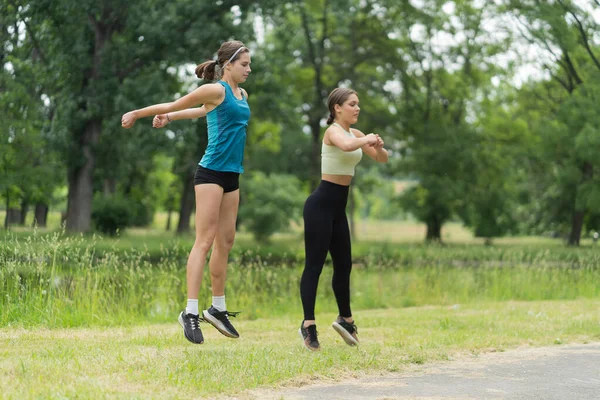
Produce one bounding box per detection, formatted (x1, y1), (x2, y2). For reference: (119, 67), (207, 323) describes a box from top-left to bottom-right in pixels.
(243, 343), (600, 399)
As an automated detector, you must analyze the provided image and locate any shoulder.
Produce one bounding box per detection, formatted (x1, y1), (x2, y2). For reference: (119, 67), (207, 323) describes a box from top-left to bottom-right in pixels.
(189, 83), (225, 105)
(195, 82), (225, 96)
(206, 82), (226, 93)
(325, 124), (343, 137)
(349, 128), (365, 138)
(240, 88), (249, 99)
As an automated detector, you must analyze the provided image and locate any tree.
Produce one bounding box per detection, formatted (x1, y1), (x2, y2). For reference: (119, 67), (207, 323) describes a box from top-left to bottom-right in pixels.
(1, 1), (62, 228)
(394, 0), (510, 241)
(238, 172), (305, 243)
(14, 0), (256, 233)
(261, 0), (401, 189)
(503, 0), (600, 245)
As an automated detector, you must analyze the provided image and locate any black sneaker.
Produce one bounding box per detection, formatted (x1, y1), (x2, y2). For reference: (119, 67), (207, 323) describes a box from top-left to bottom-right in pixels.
(299, 321), (320, 351)
(178, 311), (204, 344)
(332, 316), (359, 346)
(202, 306), (240, 338)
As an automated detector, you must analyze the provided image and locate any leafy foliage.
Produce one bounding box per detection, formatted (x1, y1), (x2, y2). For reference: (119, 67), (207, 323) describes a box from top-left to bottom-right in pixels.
(238, 172), (306, 243)
(91, 194), (133, 235)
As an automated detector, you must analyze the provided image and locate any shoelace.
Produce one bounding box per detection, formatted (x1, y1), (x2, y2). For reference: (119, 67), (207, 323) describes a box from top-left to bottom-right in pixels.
(215, 310), (240, 321)
(340, 320), (358, 334)
(187, 315), (206, 330)
(307, 325), (319, 342)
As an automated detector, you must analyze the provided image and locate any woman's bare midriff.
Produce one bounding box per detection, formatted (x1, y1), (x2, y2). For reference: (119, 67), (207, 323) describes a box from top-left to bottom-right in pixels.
(322, 174), (353, 186)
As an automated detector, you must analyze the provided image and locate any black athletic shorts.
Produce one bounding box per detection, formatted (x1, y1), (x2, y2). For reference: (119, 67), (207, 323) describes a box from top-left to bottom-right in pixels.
(194, 165), (240, 193)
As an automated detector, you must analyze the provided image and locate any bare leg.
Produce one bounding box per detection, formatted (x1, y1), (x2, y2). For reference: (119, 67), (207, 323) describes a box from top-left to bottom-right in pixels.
(208, 189), (239, 296)
(186, 184), (224, 300)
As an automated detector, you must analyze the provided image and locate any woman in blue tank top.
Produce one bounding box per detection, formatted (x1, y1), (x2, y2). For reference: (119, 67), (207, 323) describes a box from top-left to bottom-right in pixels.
(121, 40), (251, 345)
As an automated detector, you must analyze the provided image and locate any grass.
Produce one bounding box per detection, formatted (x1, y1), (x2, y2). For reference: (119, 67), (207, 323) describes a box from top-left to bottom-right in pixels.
(2, 216), (600, 397)
(1, 301), (599, 399)
(3, 229), (600, 328)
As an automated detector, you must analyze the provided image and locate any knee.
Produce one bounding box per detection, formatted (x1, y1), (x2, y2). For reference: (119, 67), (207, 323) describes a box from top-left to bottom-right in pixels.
(214, 233), (235, 253)
(302, 263), (324, 281)
(332, 265), (352, 280)
(193, 235), (215, 254)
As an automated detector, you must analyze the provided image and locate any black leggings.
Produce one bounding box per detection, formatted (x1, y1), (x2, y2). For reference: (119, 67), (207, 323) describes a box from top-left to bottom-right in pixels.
(300, 180), (352, 321)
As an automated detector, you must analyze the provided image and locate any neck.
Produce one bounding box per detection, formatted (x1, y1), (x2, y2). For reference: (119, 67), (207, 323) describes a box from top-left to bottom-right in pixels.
(223, 76), (238, 90)
(334, 120), (351, 132)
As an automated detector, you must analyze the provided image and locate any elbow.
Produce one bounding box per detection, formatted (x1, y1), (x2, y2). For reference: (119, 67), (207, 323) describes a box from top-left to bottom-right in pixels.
(377, 152), (389, 163)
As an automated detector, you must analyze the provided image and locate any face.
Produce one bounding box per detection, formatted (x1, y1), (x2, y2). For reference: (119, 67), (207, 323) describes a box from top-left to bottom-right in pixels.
(335, 94), (360, 125)
(227, 52), (252, 83)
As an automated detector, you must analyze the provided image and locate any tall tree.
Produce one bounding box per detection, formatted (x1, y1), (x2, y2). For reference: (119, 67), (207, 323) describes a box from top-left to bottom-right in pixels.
(14, 0), (255, 232)
(261, 0), (400, 189)
(504, 0), (600, 244)
(1, 0), (61, 228)
(394, 0), (509, 241)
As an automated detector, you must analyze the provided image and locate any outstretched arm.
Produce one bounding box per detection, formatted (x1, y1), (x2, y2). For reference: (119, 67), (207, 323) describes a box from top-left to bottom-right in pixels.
(121, 84), (223, 128)
(153, 106), (207, 128)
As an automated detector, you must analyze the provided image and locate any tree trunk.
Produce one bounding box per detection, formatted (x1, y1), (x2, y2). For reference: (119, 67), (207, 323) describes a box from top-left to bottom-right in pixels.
(426, 215), (442, 242)
(299, 2), (328, 192)
(568, 210), (585, 246)
(19, 198), (29, 225)
(65, 15), (109, 233)
(4, 190), (8, 229)
(309, 119), (321, 192)
(568, 162), (593, 246)
(166, 209), (172, 231)
(6, 209), (21, 226)
(66, 119), (101, 232)
(103, 178), (116, 196)
(33, 203), (49, 228)
(176, 118), (208, 235)
(176, 168), (195, 235)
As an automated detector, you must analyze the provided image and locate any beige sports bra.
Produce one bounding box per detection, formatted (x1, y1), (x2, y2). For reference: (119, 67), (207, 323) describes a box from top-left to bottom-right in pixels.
(321, 123), (363, 176)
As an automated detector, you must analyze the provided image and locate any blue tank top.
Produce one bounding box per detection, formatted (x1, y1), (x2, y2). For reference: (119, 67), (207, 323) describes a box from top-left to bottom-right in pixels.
(199, 81), (251, 173)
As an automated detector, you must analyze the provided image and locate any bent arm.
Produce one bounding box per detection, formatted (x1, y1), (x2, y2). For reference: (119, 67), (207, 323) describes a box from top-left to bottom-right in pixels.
(352, 128), (389, 163)
(327, 127), (375, 152)
(372, 146), (389, 163)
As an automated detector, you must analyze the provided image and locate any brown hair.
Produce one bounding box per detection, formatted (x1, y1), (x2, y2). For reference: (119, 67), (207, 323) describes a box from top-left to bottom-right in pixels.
(195, 40), (249, 81)
(326, 88), (357, 124)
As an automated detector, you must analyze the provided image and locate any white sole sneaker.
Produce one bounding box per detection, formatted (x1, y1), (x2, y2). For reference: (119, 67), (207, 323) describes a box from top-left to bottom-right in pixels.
(202, 309), (239, 338)
(178, 311), (204, 344)
(332, 321), (359, 346)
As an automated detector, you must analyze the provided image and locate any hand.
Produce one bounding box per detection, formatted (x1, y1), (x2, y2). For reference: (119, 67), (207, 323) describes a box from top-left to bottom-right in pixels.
(121, 111), (137, 129)
(374, 135), (384, 149)
(153, 114), (169, 128)
(365, 133), (378, 146)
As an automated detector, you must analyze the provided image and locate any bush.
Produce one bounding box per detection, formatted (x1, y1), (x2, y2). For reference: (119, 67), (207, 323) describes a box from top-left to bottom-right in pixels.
(91, 195), (132, 235)
(239, 172), (306, 243)
(129, 200), (154, 227)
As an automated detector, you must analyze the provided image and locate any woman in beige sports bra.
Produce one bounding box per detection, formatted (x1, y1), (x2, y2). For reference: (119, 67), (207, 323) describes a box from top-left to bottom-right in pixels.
(299, 87), (389, 351)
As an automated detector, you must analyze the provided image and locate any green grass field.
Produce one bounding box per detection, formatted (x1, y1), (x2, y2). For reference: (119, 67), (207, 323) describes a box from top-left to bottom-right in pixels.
(1, 302), (599, 398)
(2, 212), (600, 398)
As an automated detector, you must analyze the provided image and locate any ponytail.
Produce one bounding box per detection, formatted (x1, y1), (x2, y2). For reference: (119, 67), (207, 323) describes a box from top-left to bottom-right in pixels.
(195, 60), (219, 81)
(326, 113), (335, 124)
